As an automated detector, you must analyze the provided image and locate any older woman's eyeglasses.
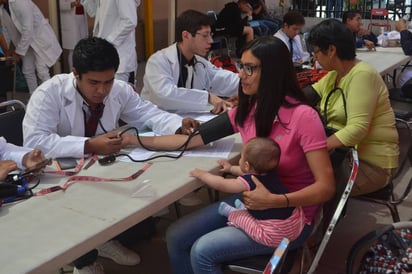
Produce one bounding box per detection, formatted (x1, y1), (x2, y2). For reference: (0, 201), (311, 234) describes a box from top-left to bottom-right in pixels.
(236, 62), (261, 76)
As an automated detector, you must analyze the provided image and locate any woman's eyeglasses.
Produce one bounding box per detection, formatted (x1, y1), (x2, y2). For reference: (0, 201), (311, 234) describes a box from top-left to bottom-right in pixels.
(236, 62), (261, 76)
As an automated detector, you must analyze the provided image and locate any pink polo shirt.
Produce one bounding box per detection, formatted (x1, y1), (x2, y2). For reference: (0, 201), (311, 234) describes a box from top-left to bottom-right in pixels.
(228, 98), (327, 223)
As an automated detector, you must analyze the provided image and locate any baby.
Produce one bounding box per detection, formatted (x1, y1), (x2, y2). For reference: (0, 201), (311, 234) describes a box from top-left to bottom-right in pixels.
(190, 137), (305, 247)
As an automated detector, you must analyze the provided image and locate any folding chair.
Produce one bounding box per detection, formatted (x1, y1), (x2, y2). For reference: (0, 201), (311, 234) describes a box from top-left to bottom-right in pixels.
(368, 8), (391, 32)
(224, 148), (359, 274)
(346, 221), (412, 274)
(352, 118), (412, 222)
(0, 100), (26, 146)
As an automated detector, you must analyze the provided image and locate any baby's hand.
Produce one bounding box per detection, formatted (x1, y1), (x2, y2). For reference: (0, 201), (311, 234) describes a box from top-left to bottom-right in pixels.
(190, 168), (206, 178)
(217, 159), (232, 173)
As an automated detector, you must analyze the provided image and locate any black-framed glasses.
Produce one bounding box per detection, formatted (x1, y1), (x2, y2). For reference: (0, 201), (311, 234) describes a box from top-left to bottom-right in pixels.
(236, 62), (261, 76)
(195, 32), (213, 39)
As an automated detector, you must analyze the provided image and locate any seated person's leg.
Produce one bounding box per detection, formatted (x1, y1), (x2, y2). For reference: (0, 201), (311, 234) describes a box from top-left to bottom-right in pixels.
(166, 194), (240, 273)
(73, 250), (99, 270)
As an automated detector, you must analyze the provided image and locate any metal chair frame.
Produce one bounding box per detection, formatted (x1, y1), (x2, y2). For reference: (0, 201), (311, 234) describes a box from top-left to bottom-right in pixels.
(353, 118), (412, 223)
(368, 8), (392, 32)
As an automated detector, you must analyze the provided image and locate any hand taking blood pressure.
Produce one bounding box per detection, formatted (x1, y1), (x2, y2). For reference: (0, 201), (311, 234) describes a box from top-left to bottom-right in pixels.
(181, 118), (200, 135)
(84, 131), (123, 155)
(22, 149), (47, 172)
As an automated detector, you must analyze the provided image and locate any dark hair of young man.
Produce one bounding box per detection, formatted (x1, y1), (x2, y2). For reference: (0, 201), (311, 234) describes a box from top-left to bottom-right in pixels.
(283, 11), (305, 26)
(175, 9), (213, 42)
(73, 37), (120, 79)
(342, 10), (361, 24)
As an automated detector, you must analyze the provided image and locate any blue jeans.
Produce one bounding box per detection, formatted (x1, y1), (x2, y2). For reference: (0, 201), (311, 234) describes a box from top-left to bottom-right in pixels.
(326, 0), (342, 18)
(166, 194), (314, 274)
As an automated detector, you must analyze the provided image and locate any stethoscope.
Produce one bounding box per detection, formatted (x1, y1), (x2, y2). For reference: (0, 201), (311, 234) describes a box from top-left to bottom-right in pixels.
(73, 77), (195, 164)
(73, 77), (110, 135)
(177, 44), (212, 91)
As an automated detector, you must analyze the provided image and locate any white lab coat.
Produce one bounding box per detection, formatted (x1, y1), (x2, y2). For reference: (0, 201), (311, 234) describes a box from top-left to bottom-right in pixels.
(1, 0), (61, 67)
(23, 73), (183, 159)
(59, 0), (88, 50)
(141, 43), (239, 112)
(0, 137), (30, 169)
(274, 30), (310, 63)
(81, 0), (139, 74)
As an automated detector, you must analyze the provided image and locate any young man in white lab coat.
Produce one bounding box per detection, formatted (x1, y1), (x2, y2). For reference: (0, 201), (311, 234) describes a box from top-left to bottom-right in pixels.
(0, 0), (62, 94)
(23, 37), (198, 274)
(141, 9), (240, 114)
(23, 37), (197, 160)
(81, 0), (139, 83)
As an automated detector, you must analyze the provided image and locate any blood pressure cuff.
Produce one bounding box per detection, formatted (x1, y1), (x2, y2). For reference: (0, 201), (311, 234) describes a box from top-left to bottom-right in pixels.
(198, 112), (235, 144)
(303, 85), (321, 106)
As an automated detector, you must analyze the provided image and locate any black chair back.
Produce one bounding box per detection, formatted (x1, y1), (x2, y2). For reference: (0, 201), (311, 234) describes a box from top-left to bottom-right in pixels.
(0, 100), (26, 146)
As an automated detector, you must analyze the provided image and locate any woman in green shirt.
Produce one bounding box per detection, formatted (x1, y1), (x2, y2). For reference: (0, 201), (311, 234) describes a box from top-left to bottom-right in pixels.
(307, 19), (399, 196)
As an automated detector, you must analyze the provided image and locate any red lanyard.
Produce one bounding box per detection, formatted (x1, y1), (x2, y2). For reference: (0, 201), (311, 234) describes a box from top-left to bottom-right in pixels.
(35, 162), (153, 196)
(44, 158), (85, 176)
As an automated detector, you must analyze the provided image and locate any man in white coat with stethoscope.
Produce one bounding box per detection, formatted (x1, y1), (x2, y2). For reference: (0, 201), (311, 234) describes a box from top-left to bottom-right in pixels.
(141, 9), (239, 115)
(23, 37), (198, 274)
(81, 0), (139, 83)
(0, 0), (62, 94)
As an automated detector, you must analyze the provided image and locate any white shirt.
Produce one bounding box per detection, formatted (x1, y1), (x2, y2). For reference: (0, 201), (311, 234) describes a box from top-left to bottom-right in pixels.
(0, 137), (30, 170)
(59, 0), (88, 50)
(274, 29), (310, 63)
(23, 73), (183, 159)
(0, 0), (62, 67)
(81, 0), (140, 74)
(141, 43), (239, 112)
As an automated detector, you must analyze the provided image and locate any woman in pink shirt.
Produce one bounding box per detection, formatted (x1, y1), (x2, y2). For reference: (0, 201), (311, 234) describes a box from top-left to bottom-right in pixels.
(166, 36), (335, 274)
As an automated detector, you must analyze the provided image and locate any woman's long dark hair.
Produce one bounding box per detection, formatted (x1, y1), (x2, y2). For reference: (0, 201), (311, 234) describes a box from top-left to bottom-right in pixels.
(235, 36), (308, 137)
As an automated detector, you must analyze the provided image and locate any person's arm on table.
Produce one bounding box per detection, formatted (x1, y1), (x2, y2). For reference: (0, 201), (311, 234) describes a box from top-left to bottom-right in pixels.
(84, 132), (123, 155)
(121, 111), (235, 151)
(243, 148), (335, 209)
(0, 137), (46, 180)
(190, 168), (247, 193)
(121, 133), (204, 151)
(396, 20), (412, 55)
(217, 159), (243, 176)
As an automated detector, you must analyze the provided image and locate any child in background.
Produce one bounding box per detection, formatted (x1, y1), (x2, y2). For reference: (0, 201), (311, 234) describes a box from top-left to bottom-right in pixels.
(190, 137), (305, 247)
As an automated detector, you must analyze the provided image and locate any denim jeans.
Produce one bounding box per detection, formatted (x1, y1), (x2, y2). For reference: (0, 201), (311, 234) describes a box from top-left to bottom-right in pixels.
(166, 193), (314, 274)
